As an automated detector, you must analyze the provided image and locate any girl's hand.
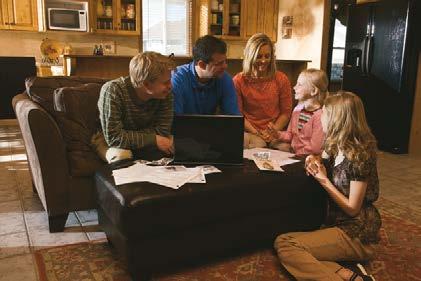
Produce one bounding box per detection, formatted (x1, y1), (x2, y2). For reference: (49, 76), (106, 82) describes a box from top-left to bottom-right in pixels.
(305, 154), (321, 174)
(305, 154), (326, 180)
(313, 161), (328, 181)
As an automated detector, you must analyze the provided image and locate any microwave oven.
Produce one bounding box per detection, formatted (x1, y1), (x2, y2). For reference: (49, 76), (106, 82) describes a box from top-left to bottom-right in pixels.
(48, 8), (88, 31)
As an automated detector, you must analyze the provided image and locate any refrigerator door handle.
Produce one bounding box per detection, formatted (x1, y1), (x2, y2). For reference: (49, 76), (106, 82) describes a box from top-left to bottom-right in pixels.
(362, 34), (369, 75)
(366, 25), (374, 74)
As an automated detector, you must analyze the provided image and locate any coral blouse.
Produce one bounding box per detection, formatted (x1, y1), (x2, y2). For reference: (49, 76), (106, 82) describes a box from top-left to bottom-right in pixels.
(233, 71), (292, 131)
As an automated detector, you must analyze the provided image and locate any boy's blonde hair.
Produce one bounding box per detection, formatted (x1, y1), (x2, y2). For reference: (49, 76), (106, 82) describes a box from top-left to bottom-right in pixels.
(242, 33), (276, 77)
(129, 52), (175, 88)
(323, 91), (377, 171)
(299, 68), (329, 105)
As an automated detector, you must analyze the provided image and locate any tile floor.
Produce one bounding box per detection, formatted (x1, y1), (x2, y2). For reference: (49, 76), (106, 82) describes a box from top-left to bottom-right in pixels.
(0, 121), (420, 281)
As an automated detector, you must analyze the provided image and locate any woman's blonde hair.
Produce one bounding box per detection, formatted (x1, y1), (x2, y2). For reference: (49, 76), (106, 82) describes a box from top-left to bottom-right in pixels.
(323, 91), (377, 171)
(242, 33), (276, 77)
(129, 51), (174, 88)
(299, 68), (329, 105)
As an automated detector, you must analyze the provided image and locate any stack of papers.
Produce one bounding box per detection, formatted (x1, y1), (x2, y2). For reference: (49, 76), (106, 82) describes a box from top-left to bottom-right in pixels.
(112, 163), (221, 189)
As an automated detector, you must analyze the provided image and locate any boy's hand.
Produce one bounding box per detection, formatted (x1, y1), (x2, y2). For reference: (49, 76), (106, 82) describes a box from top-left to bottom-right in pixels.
(156, 135), (174, 155)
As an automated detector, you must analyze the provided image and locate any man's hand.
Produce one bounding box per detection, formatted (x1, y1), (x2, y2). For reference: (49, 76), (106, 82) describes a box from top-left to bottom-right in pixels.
(156, 135), (174, 155)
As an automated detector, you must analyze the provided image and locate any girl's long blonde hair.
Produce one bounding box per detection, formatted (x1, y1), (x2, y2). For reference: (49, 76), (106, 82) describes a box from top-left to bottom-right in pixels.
(299, 68), (329, 105)
(323, 91), (377, 170)
(242, 33), (276, 77)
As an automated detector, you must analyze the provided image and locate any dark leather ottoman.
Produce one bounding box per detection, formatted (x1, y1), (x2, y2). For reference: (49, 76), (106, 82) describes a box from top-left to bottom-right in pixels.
(95, 160), (326, 280)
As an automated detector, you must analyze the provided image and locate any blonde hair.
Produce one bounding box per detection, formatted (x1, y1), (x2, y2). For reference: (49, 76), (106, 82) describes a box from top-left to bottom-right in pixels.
(129, 52), (175, 88)
(242, 33), (276, 77)
(299, 68), (329, 105)
(323, 91), (377, 171)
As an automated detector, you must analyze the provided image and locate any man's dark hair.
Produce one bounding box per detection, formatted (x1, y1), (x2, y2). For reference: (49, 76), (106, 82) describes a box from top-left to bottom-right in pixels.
(192, 35), (227, 64)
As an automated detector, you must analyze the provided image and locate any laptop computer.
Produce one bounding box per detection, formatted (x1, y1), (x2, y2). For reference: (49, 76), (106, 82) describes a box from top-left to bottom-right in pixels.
(173, 114), (244, 165)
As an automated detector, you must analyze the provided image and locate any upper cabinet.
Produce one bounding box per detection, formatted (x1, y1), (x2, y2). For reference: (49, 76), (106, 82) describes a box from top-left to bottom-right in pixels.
(199, 0), (244, 40)
(198, 0), (278, 41)
(92, 0), (140, 35)
(0, 0), (38, 31)
(244, 0), (278, 41)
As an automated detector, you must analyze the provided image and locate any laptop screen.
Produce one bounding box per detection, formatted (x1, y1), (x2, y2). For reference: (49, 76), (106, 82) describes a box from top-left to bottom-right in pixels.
(173, 115), (244, 165)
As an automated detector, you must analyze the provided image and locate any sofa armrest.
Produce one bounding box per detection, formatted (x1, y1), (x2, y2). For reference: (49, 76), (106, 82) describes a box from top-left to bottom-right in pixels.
(13, 93), (70, 216)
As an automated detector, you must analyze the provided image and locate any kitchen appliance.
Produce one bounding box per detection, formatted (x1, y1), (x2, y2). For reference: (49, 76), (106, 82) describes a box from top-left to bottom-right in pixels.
(48, 8), (88, 31)
(342, 0), (420, 153)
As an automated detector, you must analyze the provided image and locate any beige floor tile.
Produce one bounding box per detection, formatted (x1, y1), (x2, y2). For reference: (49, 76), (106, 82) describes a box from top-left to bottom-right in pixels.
(24, 211), (80, 232)
(28, 224), (88, 250)
(0, 232), (30, 259)
(0, 175), (18, 191)
(0, 213), (26, 236)
(22, 197), (44, 212)
(11, 153), (27, 162)
(0, 142), (10, 149)
(78, 219), (106, 241)
(0, 188), (19, 203)
(0, 200), (25, 236)
(0, 253), (38, 281)
(20, 187), (37, 200)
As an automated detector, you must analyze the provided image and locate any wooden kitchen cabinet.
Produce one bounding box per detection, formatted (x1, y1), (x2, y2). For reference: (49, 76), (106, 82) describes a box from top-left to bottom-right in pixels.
(244, 0), (278, 41)
(198, 0), (278, 41)
(0, 0), (38, 31)
(92, 0), (140, 35)
(199, 0), (244, 40)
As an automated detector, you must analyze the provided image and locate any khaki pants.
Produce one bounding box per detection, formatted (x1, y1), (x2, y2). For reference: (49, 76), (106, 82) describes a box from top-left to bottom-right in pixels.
(91, 132), (133, 164)
(274, 227), (374, 281)
(244, 132), (291, 151)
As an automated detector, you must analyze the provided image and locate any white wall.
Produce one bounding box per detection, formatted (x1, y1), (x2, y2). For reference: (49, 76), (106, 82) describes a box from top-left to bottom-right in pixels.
(275, 0), (326, 69)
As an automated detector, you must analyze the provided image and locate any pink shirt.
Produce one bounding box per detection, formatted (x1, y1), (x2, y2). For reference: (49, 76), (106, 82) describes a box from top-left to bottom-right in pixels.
(278, 104), (325, 155)
(233, 71), (292, 131)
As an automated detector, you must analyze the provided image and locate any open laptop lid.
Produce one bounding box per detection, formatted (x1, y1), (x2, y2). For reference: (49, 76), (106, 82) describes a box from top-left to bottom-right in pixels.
(173, 114), (244, 165)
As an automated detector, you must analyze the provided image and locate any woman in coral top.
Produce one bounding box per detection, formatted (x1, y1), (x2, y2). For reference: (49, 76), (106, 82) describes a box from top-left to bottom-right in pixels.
(233, 33), (292, 149)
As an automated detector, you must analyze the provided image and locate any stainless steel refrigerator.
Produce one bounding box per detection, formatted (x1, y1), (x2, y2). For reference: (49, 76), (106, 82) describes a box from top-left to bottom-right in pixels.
(342, 0), (420, 153)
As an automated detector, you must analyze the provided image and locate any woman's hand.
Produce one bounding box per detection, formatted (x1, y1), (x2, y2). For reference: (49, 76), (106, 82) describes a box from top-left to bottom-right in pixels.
(259, 129), (274, 143)
(266, 122), (279, 140)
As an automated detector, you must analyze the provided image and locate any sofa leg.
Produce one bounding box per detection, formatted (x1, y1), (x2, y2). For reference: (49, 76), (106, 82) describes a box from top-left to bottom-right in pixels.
(48, 213), (69, 233)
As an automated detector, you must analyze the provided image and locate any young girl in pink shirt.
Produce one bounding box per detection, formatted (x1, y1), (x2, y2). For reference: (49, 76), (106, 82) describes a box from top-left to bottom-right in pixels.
(269, 69), (328, 155)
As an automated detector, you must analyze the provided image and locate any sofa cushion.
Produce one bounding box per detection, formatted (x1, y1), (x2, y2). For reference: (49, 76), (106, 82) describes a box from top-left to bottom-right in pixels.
(53, 83), (105, 177)
(25, 76), (108, 115)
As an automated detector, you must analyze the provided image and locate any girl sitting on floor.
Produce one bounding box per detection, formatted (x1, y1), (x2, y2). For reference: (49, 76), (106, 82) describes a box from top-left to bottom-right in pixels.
(274, 91), (381, 281)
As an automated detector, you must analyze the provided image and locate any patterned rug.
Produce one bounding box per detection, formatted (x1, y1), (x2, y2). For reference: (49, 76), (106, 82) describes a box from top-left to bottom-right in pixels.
(34, 197), (421, 281)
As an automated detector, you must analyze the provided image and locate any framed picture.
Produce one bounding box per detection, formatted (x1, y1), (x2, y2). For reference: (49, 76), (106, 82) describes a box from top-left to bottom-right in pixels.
(102, 41), (116, 54)
(282, 16), (293, 39)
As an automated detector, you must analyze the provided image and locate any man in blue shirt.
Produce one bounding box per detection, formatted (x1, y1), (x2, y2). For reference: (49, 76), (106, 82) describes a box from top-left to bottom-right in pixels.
(171, 35), (240, 115)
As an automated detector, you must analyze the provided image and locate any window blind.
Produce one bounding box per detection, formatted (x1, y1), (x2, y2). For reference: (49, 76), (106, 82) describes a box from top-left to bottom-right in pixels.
(142, 0), (192, 56)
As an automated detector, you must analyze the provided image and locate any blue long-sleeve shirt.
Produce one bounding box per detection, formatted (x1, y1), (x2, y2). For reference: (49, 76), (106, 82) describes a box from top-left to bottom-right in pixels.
(171, 62), (240, 115)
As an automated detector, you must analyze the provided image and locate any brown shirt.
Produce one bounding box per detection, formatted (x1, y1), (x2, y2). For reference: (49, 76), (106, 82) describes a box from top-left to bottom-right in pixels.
(321, 151), (382, 244)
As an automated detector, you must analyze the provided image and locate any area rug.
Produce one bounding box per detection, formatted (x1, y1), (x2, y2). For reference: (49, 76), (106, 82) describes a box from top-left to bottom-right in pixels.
(34, 197), (421, 281)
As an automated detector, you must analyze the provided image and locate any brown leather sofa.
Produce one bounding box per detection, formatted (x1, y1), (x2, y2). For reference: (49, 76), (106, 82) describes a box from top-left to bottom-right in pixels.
(12, 76), (108, 232)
